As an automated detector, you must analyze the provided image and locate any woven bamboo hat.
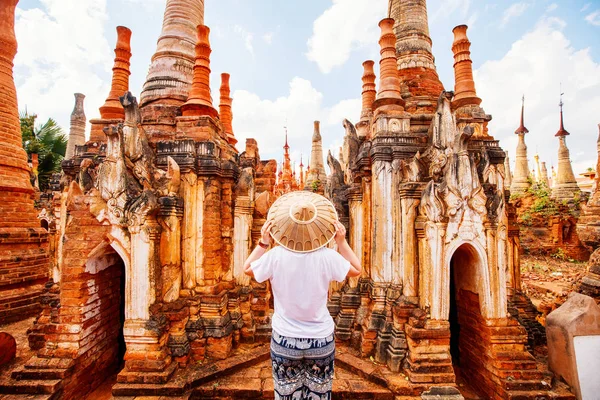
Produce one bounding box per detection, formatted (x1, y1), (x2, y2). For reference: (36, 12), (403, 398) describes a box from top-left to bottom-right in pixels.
(267, 191), (338, 253)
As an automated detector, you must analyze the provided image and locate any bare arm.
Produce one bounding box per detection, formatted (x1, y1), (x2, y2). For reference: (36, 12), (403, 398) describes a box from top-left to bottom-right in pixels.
(333, 221), (362, 278)
(243, 220), (273, 278)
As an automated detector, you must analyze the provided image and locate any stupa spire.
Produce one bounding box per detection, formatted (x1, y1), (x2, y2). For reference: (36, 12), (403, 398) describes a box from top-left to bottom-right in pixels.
(65, 93), (86, 160)
(219, 73), (236, 146)
(515, 95), (529, 134)
(306, 121), (326, 192)
(375, 18), (404, 108)
(99, 26), (132, 120)
(510, 96), (532, 193)
(360, 60), (376, 120)
(387, 0), (443, 107)
(555, 95), (570, 137)
(140, 0), (204, 107)
(552, 93), (579, 200)
(451, 25), (481, 108)
(89, 27), (132, 143)
(181, 25), (218, 118)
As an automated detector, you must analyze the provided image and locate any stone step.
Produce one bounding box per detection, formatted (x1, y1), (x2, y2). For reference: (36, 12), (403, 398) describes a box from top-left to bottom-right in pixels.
(404, 370), (455, 384)
(0, 303), (41, 323)
(497, 369), (544, 381)
(116, 361), (178, 386)
(23, 357), (75, 371)
(0, 286), (44, 302)
(112, 344), (270, 396)
(493, 351), (536, 361)
(405, 361), (454, 374)
(504, 379), (548, 391)
(506, 390), (576, 400)
(491, 358), (539, 371)
(0, 394), (56, 400)
(0, 379), (62, 395)
(11, 367), (71, 380)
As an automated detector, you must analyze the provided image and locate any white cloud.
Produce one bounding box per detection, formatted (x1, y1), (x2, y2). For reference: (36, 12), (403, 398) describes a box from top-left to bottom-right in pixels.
(431, 0), (471, 22)
(581, 3), (591, 12)
(124, 0), (165, 11)
(585, 10), (600, 26)
(546, 3), (558, 13)
(467, 11), (479, 29)
(306, 0), (386, 74)
(234, 25), (254, 55)
(263, 32), (273, 45)
(475, 16), (600, 176)
(231, 77), (359, 165)
(14, 0), (112, 139)
(500, 2), (531, 28)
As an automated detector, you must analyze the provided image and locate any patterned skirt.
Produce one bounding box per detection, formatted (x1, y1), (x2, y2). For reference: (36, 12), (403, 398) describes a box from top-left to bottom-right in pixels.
(270, 331), (335, 400)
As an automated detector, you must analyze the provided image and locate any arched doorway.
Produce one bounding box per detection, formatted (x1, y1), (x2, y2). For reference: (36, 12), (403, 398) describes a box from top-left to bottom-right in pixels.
(82, 246), (127, 381)
(448, 243), (486, 397)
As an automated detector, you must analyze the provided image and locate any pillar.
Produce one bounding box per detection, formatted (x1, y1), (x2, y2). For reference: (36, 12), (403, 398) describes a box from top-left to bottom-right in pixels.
(159, 196), (184, 302)
(232, 196), (253, 286)
(400, 190), (420, 298)
(504, 155), (512, 190)
(181, 173), (198, 290)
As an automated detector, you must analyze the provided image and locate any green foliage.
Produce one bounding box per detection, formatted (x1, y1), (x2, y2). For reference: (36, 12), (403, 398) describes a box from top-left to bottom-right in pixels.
(524, 181), (561, 217)
(20, 111), (67, 191)
(520, 212), (532, 226)
(509, 192), (523, 201)
(310, 179), (321, 192)
(550, 248), (567, 261)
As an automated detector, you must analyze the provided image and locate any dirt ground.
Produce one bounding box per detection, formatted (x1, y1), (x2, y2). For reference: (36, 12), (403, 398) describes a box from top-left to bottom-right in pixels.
(0, 317), (36, 379)
(520, 254), (588, 324)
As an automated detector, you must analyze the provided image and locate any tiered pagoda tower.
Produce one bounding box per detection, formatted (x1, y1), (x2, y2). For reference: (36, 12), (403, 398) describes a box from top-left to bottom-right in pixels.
(511, 96), (532, 193)
(552, 97), (580, 200)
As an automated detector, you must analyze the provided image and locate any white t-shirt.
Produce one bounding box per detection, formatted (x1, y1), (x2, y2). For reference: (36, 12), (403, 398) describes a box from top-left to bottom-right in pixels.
(250, 246), (350, 339)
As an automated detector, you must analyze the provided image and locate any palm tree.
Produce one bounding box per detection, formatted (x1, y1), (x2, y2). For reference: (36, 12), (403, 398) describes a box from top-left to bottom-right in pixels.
(20, 111), (67, 191)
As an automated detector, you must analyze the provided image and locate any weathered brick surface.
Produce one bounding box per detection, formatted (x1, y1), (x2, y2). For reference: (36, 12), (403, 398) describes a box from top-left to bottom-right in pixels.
(0, 0), (49, 325)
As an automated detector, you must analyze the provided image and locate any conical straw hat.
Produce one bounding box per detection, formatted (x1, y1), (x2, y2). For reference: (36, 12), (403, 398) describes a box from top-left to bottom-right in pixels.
(267, 191), (338, 253)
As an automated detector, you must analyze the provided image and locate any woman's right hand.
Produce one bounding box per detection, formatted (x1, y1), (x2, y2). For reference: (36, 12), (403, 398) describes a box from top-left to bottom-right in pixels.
(334, 221), (346, 244)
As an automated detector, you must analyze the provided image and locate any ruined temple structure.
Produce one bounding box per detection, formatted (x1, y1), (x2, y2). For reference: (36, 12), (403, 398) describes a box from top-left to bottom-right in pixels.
(2, 0), (279, 397)
(0, 0), (49, 325)
(577, 125), (600, 249)
(325, 1), (574, 398)
(551, 97), (580, 201)
(0, 0), (579, 399)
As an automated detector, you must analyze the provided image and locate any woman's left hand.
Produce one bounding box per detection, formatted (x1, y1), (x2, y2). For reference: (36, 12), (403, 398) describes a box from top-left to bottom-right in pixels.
(261, 220), (273, 245)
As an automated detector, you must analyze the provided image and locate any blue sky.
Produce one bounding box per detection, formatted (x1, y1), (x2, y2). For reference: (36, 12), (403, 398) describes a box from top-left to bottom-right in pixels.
(14, 0), (600, 176)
